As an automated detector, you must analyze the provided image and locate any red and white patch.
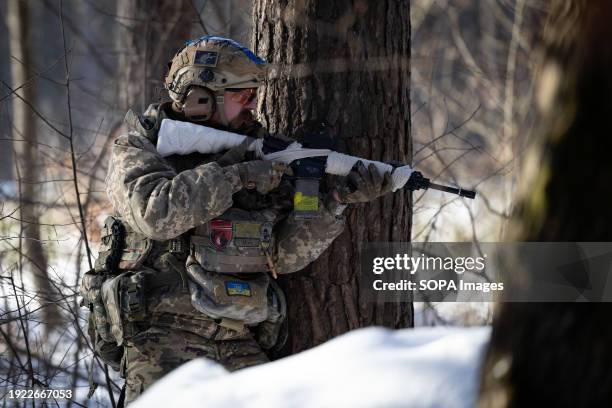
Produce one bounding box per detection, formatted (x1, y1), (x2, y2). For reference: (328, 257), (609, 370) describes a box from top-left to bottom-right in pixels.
(209, 220), (233, 250)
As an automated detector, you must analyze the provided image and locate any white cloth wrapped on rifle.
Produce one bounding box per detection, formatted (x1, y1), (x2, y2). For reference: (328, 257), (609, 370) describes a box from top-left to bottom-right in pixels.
(157, 119), (413, 192)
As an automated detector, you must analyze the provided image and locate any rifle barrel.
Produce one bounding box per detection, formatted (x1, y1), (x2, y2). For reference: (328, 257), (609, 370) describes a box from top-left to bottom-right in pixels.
(428, 182), (476, 199)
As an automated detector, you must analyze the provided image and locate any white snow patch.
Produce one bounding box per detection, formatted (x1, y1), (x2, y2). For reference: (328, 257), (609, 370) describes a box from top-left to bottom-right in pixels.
(132, 326), (490, 408)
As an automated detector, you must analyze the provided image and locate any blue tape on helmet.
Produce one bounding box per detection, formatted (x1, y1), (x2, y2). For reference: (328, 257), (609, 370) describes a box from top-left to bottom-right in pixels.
(185, 35), (266, 65)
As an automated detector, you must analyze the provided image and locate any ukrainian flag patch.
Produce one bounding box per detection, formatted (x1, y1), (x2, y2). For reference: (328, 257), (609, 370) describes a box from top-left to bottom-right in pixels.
(225, 281), (252, 297)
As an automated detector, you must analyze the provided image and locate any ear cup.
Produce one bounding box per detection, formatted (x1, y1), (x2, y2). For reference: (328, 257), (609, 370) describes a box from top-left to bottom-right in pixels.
(182, 87), (216, 122)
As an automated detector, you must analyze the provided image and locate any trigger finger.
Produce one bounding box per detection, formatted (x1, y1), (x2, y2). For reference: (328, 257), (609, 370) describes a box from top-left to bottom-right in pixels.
(348, 170), (363, 192)
(382, 171), (393, 193)
(357, 161), (374, 193)
(356, 161), (370, 183)
(369, 163), (383, 189)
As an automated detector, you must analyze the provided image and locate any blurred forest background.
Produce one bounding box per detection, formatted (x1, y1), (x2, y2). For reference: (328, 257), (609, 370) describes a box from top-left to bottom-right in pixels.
(0, 0), (545, 405)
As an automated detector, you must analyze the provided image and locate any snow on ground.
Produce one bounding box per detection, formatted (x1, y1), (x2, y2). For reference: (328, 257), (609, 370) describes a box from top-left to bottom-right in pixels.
(132, 326), (491, 408)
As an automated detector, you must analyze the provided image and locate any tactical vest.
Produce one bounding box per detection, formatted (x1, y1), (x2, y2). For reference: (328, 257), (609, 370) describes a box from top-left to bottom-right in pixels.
(80, 106), (287, 374)
(191, 208), (277, 273)
(187, 208), (281, 329)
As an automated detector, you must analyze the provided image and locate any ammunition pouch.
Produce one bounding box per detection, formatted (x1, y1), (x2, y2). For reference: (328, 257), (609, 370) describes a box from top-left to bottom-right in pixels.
(190, 208), (276, 273)
(81, 270), (124, 371)
(101, 271), (148, 346)
(81, 271), (111, 341)
(185, 256), (287, 349)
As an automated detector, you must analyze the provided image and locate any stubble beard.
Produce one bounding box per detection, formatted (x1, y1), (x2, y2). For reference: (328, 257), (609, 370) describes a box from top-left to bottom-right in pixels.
(228, 109), (258, 133)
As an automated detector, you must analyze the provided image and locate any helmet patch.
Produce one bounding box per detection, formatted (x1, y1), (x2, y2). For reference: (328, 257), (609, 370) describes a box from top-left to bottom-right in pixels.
(194, 50), (218, 67)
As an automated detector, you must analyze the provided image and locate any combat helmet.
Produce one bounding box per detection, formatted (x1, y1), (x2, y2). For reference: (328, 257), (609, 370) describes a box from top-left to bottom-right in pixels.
(164, 35), (267, 123)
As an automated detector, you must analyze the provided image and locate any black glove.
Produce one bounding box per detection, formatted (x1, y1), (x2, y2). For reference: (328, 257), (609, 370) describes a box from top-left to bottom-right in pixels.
(234, 160), (288, 194)
(217, 139), (249, 167)
(334, 161), (393, 203)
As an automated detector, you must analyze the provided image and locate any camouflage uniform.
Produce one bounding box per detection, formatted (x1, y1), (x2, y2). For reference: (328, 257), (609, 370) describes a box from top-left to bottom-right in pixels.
(105, 103), (346, 402)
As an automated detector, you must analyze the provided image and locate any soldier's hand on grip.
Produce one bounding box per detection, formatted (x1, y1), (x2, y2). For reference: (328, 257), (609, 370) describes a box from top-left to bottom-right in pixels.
(236, 160), (287, 194)
(217, 139), (249, 167)
(335, 161), (393, 203)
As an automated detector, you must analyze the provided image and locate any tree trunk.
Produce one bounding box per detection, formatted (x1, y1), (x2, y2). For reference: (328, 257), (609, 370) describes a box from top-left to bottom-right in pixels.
(7, 0), (57, 330)
(479, 1), (612, 406)
(116, 0), (195, 112)
(253, 0), (413, 355)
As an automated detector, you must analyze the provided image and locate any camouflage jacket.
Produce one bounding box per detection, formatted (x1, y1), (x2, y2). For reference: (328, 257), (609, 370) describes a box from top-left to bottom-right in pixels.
(104, 104), (346, 339)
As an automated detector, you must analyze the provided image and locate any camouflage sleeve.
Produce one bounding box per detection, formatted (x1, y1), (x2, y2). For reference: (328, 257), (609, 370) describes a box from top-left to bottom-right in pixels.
(106, 132), (243, 240)
(273, 196), (346, 274)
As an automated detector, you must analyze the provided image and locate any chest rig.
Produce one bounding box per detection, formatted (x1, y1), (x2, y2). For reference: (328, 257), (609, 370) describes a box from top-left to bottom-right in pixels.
(191, 208), (277, 273)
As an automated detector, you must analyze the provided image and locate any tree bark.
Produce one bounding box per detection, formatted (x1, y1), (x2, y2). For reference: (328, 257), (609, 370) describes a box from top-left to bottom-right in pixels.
(253, 0), (413, 355)
(7, 0), (57, 330)
(479, 1), (612, 407)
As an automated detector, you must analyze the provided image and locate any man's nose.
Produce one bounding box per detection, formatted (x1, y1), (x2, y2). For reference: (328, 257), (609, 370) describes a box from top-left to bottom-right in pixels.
(245, 95), (258, 110)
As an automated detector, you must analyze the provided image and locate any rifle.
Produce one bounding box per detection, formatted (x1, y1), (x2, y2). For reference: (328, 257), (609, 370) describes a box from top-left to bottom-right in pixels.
(156, 119), (476, 217)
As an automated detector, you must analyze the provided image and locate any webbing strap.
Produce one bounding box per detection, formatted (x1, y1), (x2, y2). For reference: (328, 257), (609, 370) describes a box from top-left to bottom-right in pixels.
(117, 382), (126, 408)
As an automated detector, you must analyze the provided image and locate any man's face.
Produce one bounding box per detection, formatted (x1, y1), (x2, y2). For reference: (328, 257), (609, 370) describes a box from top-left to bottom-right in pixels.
(224, 88), (258, 131)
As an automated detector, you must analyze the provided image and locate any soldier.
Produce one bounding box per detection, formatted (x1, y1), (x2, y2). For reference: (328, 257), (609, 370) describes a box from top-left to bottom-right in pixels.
(84, 36), (392, 404)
